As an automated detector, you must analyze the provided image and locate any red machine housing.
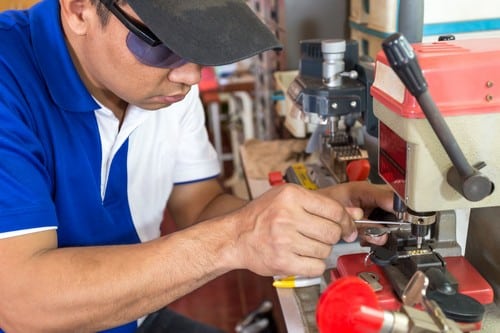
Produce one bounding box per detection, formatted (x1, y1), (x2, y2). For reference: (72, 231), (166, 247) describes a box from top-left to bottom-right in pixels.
(371, 38), (500, 211)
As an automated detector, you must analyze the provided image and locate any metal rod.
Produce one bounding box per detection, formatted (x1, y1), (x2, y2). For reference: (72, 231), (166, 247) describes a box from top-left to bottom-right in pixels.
(354, 220), (408, 225)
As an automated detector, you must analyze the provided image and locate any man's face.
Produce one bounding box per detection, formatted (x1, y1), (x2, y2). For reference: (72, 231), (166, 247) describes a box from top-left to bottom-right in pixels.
(69, 0), (202, 110)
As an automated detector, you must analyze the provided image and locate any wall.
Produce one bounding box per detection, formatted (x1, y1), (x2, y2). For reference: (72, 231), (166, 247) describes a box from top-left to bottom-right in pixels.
(0, 0), (39, 11)
(282, 0), (348, 69)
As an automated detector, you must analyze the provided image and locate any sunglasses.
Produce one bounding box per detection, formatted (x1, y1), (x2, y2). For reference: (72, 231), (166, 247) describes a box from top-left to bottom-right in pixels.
(99, 0), (188, 68)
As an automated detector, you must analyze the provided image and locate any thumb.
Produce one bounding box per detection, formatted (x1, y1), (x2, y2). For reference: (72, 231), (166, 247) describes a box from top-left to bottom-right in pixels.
(341, 207), (363, 242)
(345, 207), (364, 220)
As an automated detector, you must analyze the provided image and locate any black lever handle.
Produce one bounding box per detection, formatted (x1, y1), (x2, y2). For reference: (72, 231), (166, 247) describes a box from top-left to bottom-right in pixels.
(381, 33), (494, 202)
(382, 33), (427, 97)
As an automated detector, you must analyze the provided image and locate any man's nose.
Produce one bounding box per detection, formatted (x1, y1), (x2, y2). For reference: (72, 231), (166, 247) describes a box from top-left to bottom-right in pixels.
(168, 63), (202, 86)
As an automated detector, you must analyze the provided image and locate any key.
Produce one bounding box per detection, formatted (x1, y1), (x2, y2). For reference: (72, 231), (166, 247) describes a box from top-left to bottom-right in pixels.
(363, 225), (408, 237)
(353, 219), (411, 238)
(358, 272), (383, 292)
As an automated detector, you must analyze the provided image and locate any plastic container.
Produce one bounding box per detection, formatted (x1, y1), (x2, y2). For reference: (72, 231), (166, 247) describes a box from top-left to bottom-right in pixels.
(350, 20), (500, 61)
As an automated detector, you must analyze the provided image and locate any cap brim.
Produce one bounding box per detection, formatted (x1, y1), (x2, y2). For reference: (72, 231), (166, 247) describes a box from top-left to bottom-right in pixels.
(127, 0), (283, 66)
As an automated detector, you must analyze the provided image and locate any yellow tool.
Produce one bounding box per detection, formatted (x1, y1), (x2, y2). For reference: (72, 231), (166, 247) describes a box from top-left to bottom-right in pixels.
(284, 163), (318, 190)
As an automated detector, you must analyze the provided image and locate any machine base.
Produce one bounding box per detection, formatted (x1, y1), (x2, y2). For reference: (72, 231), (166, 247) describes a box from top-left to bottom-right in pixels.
(330, 253), (494, 330)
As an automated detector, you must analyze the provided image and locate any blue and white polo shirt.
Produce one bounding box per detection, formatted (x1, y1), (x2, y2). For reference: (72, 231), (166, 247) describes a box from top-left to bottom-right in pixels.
(0, 0), (220, 331)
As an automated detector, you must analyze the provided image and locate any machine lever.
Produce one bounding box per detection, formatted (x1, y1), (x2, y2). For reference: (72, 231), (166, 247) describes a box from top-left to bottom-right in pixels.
(382, 33), (494, 202)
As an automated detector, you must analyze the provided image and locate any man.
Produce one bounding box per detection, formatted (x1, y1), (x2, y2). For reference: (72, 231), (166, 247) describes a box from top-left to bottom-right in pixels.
(0, 0), (393, 332)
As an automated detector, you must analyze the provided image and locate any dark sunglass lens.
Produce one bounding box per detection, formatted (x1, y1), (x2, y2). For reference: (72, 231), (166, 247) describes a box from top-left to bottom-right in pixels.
(126, 33), (188, 68)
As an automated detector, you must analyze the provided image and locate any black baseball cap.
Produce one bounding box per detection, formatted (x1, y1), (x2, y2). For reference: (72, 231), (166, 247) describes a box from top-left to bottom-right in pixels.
(127, 0), (283, 66)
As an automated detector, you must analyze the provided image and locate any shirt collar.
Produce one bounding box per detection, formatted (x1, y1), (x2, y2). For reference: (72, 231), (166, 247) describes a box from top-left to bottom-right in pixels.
(30, 0), (99, 112)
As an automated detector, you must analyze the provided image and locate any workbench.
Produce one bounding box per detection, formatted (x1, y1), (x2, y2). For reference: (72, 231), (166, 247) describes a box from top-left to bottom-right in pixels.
(240, 139), (500, 333)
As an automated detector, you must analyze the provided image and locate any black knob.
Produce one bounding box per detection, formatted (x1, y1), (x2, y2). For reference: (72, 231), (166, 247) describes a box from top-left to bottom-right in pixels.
(382, 33), (428, 98)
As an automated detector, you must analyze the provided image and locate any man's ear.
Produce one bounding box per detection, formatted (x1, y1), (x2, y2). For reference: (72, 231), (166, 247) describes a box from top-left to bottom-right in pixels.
(59, 0), (93, 36)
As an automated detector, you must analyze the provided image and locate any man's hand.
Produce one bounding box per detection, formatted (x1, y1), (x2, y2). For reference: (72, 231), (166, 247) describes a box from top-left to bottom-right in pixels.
(317, 181), (394, 215)
(317, 181), (395, 246)
(226, 181), (394, 278)
(228, 183), (362, 277)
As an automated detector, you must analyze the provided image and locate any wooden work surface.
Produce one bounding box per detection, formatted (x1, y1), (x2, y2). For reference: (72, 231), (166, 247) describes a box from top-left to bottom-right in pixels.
(239, 138), (316, 199)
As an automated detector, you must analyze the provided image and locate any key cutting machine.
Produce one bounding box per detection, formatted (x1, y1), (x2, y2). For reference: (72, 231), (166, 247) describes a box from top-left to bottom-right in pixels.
(286, 38), (373, 185)
(332, 34), (499, 330)
(277, 38), (381, 268)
